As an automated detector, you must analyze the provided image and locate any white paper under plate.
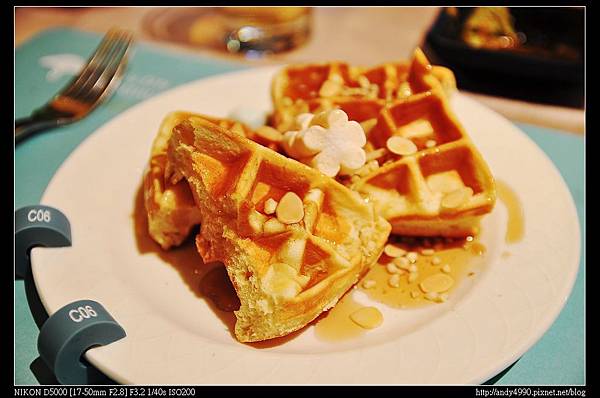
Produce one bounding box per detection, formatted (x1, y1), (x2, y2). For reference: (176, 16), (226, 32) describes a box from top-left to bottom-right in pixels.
(30, 66), (580, 384)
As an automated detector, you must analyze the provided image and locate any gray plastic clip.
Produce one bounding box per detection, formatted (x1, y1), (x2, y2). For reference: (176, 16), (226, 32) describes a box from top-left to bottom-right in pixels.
(15, 205), (72, 278)
(38, 299), (126, 385)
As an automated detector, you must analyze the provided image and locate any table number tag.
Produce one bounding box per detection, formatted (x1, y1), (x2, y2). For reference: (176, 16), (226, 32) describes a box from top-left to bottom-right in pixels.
(38, 299), (126, 385)
(15, 205), (72, 278)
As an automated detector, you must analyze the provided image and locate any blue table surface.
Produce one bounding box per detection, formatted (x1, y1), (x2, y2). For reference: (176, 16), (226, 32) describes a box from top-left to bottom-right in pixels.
(14, 28), (585, 385)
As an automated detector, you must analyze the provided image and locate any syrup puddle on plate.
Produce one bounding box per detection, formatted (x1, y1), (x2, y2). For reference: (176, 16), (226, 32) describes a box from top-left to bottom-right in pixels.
(314, 236), (487, 341)
(314, 179), (525, 342)
(199, 266), (241, 312)
(132, 183), (239, 338)
(314, 293), (374, 341)
(357, 237), (487, 310)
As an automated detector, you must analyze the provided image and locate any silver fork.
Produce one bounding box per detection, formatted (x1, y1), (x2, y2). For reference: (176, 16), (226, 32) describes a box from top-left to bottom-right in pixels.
(15, 29), (134, 144)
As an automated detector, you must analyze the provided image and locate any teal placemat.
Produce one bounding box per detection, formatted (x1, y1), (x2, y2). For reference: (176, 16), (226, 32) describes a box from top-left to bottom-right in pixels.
(14, 28), (584, 385)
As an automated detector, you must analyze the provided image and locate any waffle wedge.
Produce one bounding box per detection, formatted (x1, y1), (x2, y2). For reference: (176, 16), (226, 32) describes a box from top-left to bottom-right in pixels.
(351, 89), (496, 237)
(158, 114), (390, 342)
(270, 48), (457, 132)
(143, 112), (266, 249)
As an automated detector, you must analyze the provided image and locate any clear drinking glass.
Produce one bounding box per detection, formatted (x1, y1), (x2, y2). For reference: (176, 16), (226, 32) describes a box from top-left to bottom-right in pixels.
(143, 7), (312, 58)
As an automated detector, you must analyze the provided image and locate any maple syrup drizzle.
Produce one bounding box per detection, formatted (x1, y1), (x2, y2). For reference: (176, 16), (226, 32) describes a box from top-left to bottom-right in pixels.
(496, 180), (525, 244)
(199, 266), (241, 312)
(314, 292), (371, 341)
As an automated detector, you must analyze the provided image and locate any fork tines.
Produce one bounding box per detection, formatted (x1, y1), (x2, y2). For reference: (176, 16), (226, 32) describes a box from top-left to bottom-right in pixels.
(60, 28), (133, 105)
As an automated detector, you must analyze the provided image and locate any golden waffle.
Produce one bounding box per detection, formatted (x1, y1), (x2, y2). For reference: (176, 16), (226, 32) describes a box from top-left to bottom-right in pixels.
(143, 112), (266, 249)
(267, 49), (495, 237)
(350, 89), (496, 237)
(158, 114), (390, 342)
(269, 48), (457, 132)
(143, 112), (203, 250)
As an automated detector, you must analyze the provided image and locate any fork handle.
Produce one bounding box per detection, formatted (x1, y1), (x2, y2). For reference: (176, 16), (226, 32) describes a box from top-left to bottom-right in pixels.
(15, 116), (58, 144)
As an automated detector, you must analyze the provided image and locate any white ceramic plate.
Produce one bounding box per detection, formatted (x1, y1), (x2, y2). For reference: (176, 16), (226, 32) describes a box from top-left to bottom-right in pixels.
(31, 67), (580, 384)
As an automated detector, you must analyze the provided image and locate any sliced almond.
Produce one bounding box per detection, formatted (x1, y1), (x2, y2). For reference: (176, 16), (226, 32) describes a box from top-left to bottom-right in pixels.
(397, 81), (412, 98)
(261, 262), (307, 299)
(248, 210), (268, 234)
(304, 187), (324, 204)
(360, 118), (378, 135)
(231, 122), (245, 136)
(251, 182), (271, 204)
(394, 256), (411, 270)
(427, 170), (465, 194)
(276, 192), (305, 224)
(368, 84), (380, 99)
(303, 188), (323, 232)
(441, 187), (474, 210)
(263, 198), (278, 215)
(388, 274), (401, 288)
(365, 147), (388, 162)
(386, 263), (401, 274)
(319, 79), (342, 98)
(419, 273), (454, 293)
(397, 119), (434, 138)
(362, 279), (377, 289)
(263, 218), (286, 235)
(384, 244), (407, 258)
(303, 201), (319, 232)
(386, 136), (417, 156)
(349, 307), (383, 329)
(406, 251), (418, 263)
(330, 74), (344, 84)
(424, 291), (439, 301)
(256, 126), (283, 143)
(296, 113), (314, 129)
(364, 141), (376, 152)
(358, 75), (371, 88)
(309, 109), (346, 129)
(277, 238), (307, 268)
(425, 139), (437, 148)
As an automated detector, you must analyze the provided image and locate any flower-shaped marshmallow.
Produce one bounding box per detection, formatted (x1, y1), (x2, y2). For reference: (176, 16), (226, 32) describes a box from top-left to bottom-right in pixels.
(281, 109), (367, 177)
